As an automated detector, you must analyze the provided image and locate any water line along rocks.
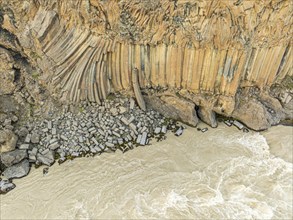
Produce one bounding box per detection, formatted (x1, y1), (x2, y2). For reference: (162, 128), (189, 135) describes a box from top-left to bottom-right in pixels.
(21, 96), (180, 164)
(0, 93), (252, 194)
(1, 94), (184, 193)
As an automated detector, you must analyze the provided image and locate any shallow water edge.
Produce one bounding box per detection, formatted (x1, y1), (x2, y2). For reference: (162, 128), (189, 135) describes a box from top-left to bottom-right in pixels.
(1, 123), (292, 219)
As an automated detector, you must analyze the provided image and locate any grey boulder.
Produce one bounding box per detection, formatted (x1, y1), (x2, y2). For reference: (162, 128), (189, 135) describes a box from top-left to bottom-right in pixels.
(1, 149), (28, 167)
(3, 159), (30, 179)
(37, 150), (55, 166)
(145, 95), (199, 127)
(0, 179), (16, 194)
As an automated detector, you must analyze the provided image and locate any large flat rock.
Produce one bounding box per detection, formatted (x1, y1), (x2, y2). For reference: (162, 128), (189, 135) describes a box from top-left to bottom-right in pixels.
(1, 149), (28, 167)
(3, 159), (30, 179)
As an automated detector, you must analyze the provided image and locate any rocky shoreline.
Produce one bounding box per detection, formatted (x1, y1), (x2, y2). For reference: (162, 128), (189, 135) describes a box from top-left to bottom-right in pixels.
(0, 94), (181, 194)
(0, 92), (253, 194)
(0, 0), (292, 196)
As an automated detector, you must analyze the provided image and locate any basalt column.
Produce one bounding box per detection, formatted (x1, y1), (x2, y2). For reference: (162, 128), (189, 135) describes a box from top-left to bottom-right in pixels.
(0, 0), (292, 130)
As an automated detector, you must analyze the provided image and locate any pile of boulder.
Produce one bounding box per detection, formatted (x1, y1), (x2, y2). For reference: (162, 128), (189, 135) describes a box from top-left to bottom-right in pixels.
(0, 118), (31, 194)
(0, 92), (251, 194)
(0, 94), (183, 194)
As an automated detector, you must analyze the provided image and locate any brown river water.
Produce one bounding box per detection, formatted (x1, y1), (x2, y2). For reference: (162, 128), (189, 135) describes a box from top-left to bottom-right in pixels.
(0, 123), (292, 219)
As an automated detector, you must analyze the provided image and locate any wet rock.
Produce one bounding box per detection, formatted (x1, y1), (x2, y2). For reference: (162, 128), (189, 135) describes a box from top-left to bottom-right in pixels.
(0, 129), (18, 153)
(0, 149), (28, 167)
(224, 120), (233, 127)
(3, 159), (30, 179)
(43, 167), (49, 176)
(233, 121), (244, 130)
(201, 128), (208, 133)
(232, 98), (271, 131)
(197, 107), (218, 128)
(140, 132), (148, 145)
(232, 90), (287, 130)
(136, 134), (142, 144)
(161, 126), (167, 134)
(175, 127), (184, 136)
(0, 179), (16, 194)
(243, 128), (249, 133)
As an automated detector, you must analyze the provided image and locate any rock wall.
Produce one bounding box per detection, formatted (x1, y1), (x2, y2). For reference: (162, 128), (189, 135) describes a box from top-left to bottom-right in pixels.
(0, 0), (292, 130)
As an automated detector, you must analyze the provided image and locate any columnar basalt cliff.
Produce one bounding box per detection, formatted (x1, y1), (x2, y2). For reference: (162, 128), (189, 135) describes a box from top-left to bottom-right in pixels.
(0, 0), (292, 130)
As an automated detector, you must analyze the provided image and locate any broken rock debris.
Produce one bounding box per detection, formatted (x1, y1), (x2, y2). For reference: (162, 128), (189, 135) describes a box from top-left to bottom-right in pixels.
(14, 94), (183, 167)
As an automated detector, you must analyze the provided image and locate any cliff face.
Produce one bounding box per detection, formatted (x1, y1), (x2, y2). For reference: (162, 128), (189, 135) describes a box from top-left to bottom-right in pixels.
(0, 0), (292, 130)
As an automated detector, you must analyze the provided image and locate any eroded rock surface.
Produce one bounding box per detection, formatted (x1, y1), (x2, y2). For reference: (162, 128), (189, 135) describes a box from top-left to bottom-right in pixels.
(145, 94), (199, 127)
(197, 107), (218, 128)
(0, 0), (292, 131)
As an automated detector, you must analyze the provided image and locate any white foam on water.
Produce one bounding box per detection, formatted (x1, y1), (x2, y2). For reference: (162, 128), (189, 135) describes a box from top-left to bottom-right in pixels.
(1, 125), (292, 219)
(186, 148), (292, 219)
(72, 200), (90, 219)
(130, 130), (292, 219)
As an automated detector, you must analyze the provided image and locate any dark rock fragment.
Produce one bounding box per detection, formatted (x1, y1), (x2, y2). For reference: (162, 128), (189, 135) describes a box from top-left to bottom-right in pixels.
(3, 159), (30, 179)
(0, 179), (16, 194)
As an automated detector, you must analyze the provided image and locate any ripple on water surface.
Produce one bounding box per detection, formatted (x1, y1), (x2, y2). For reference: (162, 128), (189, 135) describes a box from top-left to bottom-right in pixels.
(1, 124), (292, 219)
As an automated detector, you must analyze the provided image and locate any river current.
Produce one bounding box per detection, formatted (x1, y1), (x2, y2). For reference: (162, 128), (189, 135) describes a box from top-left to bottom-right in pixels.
(0, 123), (292, 219)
